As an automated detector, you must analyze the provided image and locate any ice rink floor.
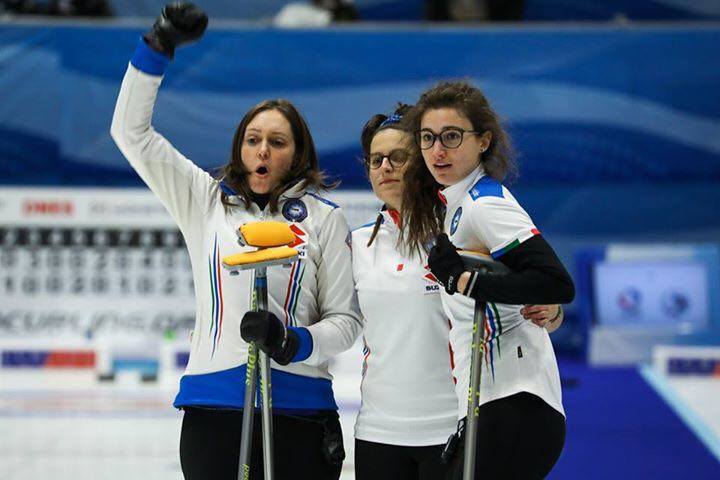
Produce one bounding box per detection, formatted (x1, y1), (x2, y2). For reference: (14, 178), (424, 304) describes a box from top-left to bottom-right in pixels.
(0, 344), (365, 480)
(2, 344), (719, 480)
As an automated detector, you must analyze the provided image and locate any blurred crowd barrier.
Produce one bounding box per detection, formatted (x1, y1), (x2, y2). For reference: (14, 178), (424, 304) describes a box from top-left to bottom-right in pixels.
(56, 0), (720, 21)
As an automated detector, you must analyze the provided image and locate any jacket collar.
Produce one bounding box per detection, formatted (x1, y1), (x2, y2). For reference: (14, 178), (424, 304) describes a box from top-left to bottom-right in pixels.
(439, 166), (485, 207)
(219, 178), (307, 203)
(379, 205), (401, 230)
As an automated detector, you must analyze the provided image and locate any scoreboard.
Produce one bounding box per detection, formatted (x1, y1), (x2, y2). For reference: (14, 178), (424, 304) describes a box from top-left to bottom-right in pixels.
(0, 187), (378, 347)
(0, 188), (196, 344)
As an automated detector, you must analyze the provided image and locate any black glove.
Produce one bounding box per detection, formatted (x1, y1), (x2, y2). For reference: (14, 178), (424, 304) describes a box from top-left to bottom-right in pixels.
(240, 310), (299, 366)
(428, 233), (466, 295)
(144, 2), (208, 58)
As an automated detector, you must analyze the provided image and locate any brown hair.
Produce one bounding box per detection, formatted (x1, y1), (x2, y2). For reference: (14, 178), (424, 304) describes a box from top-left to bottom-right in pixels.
(218, 99), (337, 212)
(400, 80), (517, 254)
(359, 103), (414, 247)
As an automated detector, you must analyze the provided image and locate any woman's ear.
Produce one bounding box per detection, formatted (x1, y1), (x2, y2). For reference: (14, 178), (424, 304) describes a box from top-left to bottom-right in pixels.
(480, 130), (492, 151)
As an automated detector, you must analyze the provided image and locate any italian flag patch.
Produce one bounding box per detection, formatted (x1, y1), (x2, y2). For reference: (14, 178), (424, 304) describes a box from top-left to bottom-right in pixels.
(491, 228), (540, 259)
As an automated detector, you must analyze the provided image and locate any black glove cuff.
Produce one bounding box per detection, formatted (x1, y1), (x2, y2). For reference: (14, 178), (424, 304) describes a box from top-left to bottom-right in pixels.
(444, 265), (466, 295)
(143, 31), (174, 58)
(462, 270), (478, 296)
(445, 272), (458, 295)
(272, 328), (299, 366)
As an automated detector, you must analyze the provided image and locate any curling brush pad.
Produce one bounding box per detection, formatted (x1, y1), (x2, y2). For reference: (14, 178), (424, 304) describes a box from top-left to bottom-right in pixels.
(238, 221), (295, 247)
(223, 246), (298, 266)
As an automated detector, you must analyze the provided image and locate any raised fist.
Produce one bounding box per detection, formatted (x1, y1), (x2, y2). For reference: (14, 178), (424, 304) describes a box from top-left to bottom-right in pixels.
(144, 2), (208, 58)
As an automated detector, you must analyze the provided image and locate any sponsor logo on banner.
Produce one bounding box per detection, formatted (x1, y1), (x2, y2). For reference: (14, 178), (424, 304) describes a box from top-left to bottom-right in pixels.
(668, 357), (720, 376)
(0, 310), (195, 336)
(22, 200), (74, 217)
(89, 200), (170, 221)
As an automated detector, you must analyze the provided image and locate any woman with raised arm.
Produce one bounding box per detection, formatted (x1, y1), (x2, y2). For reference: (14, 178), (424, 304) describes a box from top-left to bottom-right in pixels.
(351, 105), (456, 480)
(111, 3), (361, 479)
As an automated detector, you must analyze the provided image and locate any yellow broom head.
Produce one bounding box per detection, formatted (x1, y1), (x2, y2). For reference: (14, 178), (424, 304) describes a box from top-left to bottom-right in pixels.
(222, 245), (298, 271)
(237, 221), (296, 248)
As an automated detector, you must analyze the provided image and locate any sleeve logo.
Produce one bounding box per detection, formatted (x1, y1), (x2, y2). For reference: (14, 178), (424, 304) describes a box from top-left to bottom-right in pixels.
(450, 207), (463, 235)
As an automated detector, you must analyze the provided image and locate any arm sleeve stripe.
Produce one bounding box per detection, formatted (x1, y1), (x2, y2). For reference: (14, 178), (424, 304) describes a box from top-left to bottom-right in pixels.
(130, 37), (170, 76)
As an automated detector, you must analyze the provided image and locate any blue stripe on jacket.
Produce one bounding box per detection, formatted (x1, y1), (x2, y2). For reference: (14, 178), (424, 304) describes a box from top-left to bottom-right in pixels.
(130, 37), (170, 76)
(173, 363), (335, 410)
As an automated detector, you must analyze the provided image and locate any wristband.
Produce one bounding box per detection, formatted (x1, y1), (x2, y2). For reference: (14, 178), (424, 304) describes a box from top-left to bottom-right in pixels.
(462, 270), (478, 296)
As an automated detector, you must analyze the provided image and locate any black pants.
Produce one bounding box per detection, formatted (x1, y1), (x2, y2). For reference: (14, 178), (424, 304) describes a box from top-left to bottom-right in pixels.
(447, 392), (566, 480)
(180, 407), (343, 480)
(355, 439), (449, 480)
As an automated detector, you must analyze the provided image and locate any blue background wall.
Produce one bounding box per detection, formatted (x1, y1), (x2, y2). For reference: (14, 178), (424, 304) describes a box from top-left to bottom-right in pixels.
(1, 25), (719, 239)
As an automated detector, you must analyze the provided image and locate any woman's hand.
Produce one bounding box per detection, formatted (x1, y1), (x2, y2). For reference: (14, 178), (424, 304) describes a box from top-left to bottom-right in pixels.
(521, 304), (563, 333)
(428, 234), (466, 295)
(145, 2), (208, 58)
(240, 310), (299, 365)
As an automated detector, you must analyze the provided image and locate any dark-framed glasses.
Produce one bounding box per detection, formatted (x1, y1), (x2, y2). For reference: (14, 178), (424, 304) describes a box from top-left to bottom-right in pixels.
(365, 149), (410, 170)
(415, 127), (480, 150)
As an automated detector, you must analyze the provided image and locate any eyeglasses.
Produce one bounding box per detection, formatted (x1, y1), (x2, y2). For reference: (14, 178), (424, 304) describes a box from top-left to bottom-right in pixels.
(415, 127), (480, 150)
(365, 149), (410, 170)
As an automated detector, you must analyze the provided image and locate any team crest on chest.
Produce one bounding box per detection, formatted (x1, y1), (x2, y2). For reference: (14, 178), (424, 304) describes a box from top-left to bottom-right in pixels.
(450, 207), (463, 235)
(282, 199), (308, 222)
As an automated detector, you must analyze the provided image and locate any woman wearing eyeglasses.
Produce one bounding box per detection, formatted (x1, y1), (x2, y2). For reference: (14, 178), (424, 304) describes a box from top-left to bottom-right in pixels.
(350, 104), (564, 480)
(350, 104), (457, 480)
(401, 81), (575, 480)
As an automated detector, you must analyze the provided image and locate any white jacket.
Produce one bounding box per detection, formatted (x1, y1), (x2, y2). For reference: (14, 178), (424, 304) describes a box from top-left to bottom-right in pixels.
(352, 209), (457, 446)
(111, 50), (362, 409)
(439, 166), (564, 418)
